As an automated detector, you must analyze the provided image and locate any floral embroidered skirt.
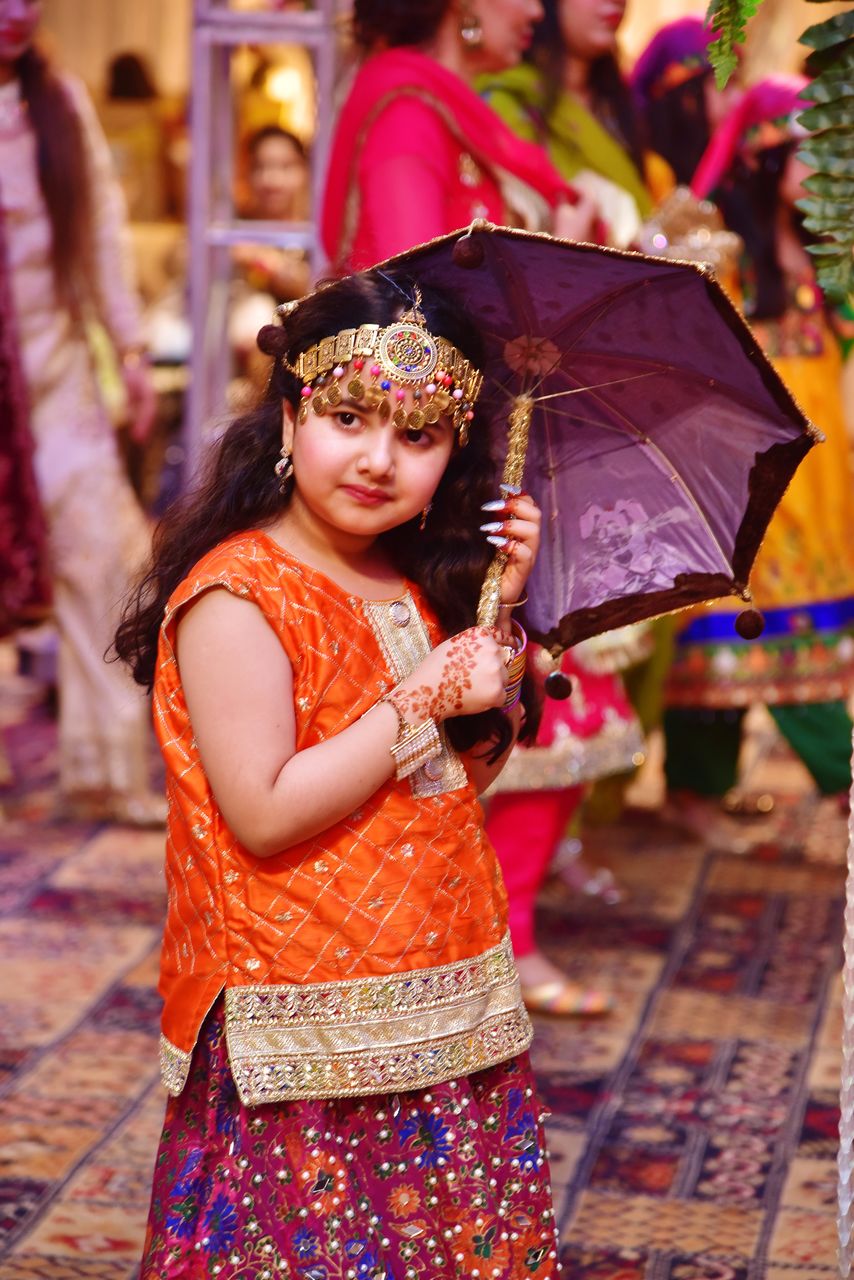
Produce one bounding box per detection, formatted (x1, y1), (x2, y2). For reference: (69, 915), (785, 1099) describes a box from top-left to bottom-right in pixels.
(142, 1000), (560, 1279)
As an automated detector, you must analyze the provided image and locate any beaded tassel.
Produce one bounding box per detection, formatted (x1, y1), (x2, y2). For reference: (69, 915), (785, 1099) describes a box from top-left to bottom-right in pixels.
(838, 731), (854, 1274)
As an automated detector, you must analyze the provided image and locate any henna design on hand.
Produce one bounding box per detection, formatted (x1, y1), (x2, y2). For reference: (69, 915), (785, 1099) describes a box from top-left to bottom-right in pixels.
(390, 629), (493, 723)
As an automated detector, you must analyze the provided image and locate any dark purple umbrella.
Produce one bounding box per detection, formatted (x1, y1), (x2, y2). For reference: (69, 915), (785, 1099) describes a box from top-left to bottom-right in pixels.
(376, 223), (819, 651)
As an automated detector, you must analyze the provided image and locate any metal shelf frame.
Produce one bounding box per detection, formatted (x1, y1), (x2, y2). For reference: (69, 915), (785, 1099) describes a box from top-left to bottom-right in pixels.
(186, 0), (340, 474)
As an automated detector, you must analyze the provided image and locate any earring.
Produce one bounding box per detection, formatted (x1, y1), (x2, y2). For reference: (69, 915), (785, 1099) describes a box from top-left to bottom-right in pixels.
(274, 448), (294, 492)
(419, 503), (432, 532)
(459, 7), (483, 48)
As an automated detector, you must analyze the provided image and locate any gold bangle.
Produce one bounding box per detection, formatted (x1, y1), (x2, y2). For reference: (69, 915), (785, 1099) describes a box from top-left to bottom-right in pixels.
(498, 593), (528, 611)
(380, 691), (442, 781)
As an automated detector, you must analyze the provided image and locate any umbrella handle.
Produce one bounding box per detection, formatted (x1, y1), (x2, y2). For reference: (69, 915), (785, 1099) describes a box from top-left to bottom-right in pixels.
(476, 396), (534, 627)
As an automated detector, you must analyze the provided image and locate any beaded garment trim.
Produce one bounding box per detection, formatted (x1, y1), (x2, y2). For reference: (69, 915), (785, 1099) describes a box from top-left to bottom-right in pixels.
(293, 324), (484, 442)
(223, 932), (531, 1105)
(363, 592), (468, 798)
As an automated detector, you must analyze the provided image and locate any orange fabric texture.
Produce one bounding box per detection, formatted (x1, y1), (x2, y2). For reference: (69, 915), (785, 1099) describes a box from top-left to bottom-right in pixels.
(153, 531), (511, 1076)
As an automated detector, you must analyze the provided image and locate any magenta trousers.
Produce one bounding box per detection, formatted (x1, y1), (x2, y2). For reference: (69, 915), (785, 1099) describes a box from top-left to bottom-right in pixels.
(486, 787), (584, 957)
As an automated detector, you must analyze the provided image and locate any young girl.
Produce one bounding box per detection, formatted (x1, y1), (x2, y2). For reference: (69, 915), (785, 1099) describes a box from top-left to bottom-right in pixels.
(116, 269), (562, 1279)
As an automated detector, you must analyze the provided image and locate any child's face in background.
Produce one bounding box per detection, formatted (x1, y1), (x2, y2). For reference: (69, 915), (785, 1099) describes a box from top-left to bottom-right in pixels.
(0, 0), (40, 62)
(248, 135), (307, 222)
(283, 387), (455, 540)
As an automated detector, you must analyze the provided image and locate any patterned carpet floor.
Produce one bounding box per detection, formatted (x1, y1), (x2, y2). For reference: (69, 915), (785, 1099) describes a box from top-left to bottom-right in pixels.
(0, 660), (848, 1279)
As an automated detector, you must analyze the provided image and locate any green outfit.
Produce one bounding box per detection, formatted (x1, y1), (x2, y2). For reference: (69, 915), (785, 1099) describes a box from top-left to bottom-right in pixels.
(664, 702), (852, 797)
(478, 63), (652, 221)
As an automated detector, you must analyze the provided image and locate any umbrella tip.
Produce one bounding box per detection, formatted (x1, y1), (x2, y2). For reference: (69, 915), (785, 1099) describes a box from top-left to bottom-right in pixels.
(453, 236), (485, 269)
(735, 608), (765, 640)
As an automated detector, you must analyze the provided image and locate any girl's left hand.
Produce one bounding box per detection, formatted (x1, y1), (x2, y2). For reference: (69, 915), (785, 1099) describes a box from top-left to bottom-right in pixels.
(480, 490), (542, 607)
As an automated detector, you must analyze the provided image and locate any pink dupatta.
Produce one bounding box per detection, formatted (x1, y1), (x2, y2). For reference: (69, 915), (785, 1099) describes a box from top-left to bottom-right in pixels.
(321, 48), (574, 271)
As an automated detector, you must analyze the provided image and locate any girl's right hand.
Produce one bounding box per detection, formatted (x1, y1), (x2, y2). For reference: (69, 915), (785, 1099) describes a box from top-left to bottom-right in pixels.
(394, 627), (509, 723)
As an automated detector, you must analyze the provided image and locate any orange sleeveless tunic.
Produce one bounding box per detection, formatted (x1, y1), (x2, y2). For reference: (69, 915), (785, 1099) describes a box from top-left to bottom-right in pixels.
(153, 531), (531, 1105)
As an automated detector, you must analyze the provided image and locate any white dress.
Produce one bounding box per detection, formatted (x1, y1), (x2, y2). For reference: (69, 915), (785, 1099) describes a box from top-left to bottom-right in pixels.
(0, 75), (151, 798)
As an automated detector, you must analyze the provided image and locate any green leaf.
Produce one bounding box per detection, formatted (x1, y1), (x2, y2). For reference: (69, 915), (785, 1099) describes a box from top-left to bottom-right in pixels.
(805, 48), (854, 80)
(705, 0), (763, 88)
(798, 131), (854, 163)
(798, 198), (854, 221)
(801, 10), (854, 51)
(802, 171), (854, 198)
(804, 243), (849, 259)
(799, 102), (854, 129)
(802, 75), (854, 104)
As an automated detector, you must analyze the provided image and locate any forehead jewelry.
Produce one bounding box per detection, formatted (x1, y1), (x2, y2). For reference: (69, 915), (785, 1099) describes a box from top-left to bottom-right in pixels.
(285, 288), (484, 444)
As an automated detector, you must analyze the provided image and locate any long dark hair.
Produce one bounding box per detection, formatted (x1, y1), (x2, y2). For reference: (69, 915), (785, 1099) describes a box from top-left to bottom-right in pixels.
(531, 1), (645, 175)
(114, 270), (538, 757)
(353, 0), (449, 51)
(16, 46), (95, 322)
(716, 141), (798, 321)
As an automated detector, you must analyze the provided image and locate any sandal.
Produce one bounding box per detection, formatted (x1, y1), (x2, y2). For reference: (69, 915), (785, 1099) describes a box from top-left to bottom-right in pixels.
(520, 979), (615, 1017)
(551, 837), (623, 906)
(721, 790), (775, 817)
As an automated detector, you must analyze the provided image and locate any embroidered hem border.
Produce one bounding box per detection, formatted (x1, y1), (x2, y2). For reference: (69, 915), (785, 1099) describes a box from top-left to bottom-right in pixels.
(220, 933), (530, 1104)
(486, 719), (646, 795)
(667, 633), (854, 708)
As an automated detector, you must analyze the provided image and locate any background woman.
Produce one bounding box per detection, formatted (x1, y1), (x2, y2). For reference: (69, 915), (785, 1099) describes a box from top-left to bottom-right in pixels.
(631, 15), (742, 190)
(321, 0), (597, 272)
(664, 78), (854, 806)
(480, 0), (672, 248)
(0, 0), (160, 822)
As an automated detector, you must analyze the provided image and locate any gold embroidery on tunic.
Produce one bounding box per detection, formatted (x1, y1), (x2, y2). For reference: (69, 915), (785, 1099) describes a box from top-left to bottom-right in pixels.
(362, 594), (467, 798)
(222, 932), (531, 1105)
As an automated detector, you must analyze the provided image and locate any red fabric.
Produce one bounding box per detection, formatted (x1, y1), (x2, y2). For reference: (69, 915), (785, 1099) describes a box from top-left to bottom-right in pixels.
(321, 47), (574, 271)
(487, 788), (584, 957)
(0, 203), (51, 637)
(535, 648), (639, 748)
(142, 1001), (557, 1280)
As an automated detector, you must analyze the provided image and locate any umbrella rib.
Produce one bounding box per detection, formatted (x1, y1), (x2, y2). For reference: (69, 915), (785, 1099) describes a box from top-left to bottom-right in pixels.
(535, 372), (658, 402)
(576, 383), (735, 577)
(544, 269), (686, 354)
(544, 345), (794, 428)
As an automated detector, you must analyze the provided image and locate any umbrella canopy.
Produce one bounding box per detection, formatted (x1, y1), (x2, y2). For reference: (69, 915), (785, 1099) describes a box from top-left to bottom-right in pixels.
(376, 224), (819, 650)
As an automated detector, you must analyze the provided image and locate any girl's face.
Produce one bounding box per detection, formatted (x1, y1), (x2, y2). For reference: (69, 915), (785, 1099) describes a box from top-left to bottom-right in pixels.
(468, 0), (544, 74)
(558, 0), (626, 61)
(0, 0), (40, 62)
(283, 390), (455, 540)
(248, 135), (307, 221)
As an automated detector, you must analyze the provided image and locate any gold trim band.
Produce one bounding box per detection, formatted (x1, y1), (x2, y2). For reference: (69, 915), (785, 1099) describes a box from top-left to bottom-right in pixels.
(223, 933), (531, 1104)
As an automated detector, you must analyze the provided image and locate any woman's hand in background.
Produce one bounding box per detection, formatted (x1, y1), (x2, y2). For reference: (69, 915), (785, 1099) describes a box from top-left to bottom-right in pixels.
(553, 189), (599, 242)
(121, 353), (158, 444)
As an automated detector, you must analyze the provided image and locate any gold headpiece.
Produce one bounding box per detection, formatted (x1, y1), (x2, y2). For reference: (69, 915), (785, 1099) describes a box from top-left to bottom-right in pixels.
(288, 295), (484, 444)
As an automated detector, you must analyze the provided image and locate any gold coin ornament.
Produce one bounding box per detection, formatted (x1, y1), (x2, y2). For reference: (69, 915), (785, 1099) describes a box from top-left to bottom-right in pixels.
(377, 323), (438, 385)
(290, 313), (483, 443)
